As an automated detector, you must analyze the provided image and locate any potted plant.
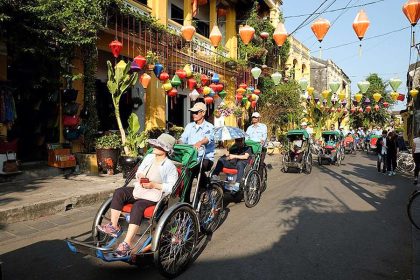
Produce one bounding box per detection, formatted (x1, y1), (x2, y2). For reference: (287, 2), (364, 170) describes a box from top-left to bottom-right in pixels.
(225, 59), (237, 70)
(119, 113), (148, 178)
(146, 50), (159, 71)
(233, 106), (244, 128)
(96, 133), (121, 175)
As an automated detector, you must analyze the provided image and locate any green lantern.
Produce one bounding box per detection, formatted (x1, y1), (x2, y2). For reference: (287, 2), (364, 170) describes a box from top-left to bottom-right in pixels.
(357, 80), (370, 94)
(389, 78), (402, 92)
(171, 74), (182, 87)
(329, 80), (340, 94)
(299, 78), (308, 91)
(218, 90), (227, 99)
(271, 72), (282, 86)
(242, 96), (248, 104)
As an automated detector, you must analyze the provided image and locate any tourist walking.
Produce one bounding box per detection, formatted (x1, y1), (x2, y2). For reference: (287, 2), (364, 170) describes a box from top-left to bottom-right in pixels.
(386, 131), (398, 176)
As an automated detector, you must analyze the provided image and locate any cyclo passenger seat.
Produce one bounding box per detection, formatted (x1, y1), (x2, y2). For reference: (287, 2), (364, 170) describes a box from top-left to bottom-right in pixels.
(222, 167), (238, 175)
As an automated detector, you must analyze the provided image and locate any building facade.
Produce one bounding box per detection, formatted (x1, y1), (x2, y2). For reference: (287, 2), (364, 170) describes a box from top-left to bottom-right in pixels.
(286, 36), (311, 82)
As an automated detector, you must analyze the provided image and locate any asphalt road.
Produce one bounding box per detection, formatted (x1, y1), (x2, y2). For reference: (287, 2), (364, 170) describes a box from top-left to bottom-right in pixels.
(0, 152), (414, 280)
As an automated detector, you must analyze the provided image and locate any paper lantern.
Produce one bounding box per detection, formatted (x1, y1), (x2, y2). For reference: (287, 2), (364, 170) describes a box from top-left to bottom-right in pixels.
(391, 91), (399, 101)
(314, 96), (320, 103)
(247, 86), (255, 93)
(337, 107), (341, 113)
(153, 63), (164, 78)
(251, 100), (257, 109)
(208, 89), (216, 97)
(251, 67), (262, 80)
(389, 78), (402, 91)
(311, 18), (330, 42)
(236, 87), (246, 95)
(331, 96), (338, 105)
(260, 32), (269, 40)
(254, 89), (261, 95)
(189, 89), (199, 101)
(109, 40), (123, 58)
(162, 81), (172, 92)
(398, 93), (406, 101)
(364, 97), (371, 105)
(338, 90), (346, 101)
(140, 73), (151, 89)
(411, 88), (419, 98)
(373, 92), (382, 102)
(245, 101), (251, 110)
(215, 83), (224, 92)
(365, 105), (371, 113)
(175, 69), (187, 80)
(235, 94), (242, 102)
(130, 61), (141, 72)
(181, 25), (196, 42)
(188, 78), (197, 90)
(134, 55), (147, 69)
(271, 72), (282, 86)
(212, 73), (220, 83)
(159, 72), (169, 82)
(350, 108), (356, 114)
(171, 75), (182, 87)
(209, 83), (218, 93)
(355, 93), (363, 102)
(209, 25), (222, 48)
(273, 22), (288, 47)
(203, 86), (211, 95)
(242, 96), (248, 104)
(299, 78), (308, 91)
(218, 90), (227, 99)
(239, 25), (255, 45)
(341, 99), (348, 107)
(353, 10), (370, 41)
(201, 74), (209, 86)
(383, 101), (390, 108)
(329, 81), (340, 93)
(167, 88), (178, 97)
(374, 104), (380, 111)
(322, 90), (330, 99)
(358, 107), (364, 113)
(184, 64), (193, 77)
(403, 0), (420, 26)
(343, 108), (348, 114)
(239, 83), (247, 89)
(217, 7), (227, 17)
(307, 86), (315, 96)
(357, 81), (370, 94)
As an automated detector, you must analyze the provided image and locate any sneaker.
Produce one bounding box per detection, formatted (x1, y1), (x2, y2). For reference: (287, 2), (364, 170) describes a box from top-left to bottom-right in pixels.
(114, 241), (131, 257)
(96, 222), (121, 238)
(211, 175), (220, 181)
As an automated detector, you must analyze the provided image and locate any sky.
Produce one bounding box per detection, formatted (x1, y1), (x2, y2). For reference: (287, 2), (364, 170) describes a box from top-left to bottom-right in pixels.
(282, 0), (417, 110)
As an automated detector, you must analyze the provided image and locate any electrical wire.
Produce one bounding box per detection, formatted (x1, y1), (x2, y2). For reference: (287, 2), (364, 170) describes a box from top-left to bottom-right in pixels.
(289, 0), (330, 36)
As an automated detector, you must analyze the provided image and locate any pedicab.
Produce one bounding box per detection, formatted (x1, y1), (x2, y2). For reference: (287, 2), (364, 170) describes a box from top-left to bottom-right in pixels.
(367, 134), (380, 154)
(318, 131), (343, 166)
(343, 134), (356, 154)
(66, 144), (224, 278)
(210, 126), (267, 208)
(281, 129), (312, 174)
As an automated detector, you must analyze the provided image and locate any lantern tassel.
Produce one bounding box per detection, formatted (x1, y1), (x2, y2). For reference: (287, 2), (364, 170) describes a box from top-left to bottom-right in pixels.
(319, 45), (322, 59)
(359, 44), (362, 58)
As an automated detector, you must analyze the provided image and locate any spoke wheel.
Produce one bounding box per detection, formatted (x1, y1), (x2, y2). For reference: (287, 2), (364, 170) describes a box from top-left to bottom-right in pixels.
(198, 184), (224, 234)
(282, 154), (289, 173)
(408, 191), (420, 230)
(243, 170), (262, 208)
(92, 199), (128, 243)
(259, 164), (268, 192)
(304, 154), (312, 174)
(155, 206), (198, 278)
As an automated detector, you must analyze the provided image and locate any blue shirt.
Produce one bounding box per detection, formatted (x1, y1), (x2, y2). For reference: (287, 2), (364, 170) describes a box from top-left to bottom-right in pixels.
(181, 120), (215, 161)
(246, 123), (267, 143)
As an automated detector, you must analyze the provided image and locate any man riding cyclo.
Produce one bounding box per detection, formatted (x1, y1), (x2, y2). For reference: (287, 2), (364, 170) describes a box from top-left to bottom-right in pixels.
(289, 134), (307, 163)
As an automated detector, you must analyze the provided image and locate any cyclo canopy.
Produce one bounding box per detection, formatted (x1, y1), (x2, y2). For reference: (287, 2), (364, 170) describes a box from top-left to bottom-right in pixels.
(286, 129), (310, 140)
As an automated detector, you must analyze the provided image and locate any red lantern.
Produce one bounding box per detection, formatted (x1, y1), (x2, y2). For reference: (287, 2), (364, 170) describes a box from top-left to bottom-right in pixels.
(209, 83), (218, 92)
(353, 10), (370, 41)
(383, 101), (390, 108)
(398, 93), (406, 101)
(236, 94), (242, 102)
(167, 88), (178, 97)
(239, 83), (247, 89)
(204, 96), (213, 104)
(330, 107), (336, 113)
(109, 40), (123, 58)
(196, 87), (203, 94)
(239, 25), (255, 45)
(159, 72), (169, 82)
(175, 69), (187, 80)
(251, 101), (257, 109)
(350, 108), (356, 114)
(260, 32), (269, 40)
(201, 74), (209, 86)
(365, 105), (371, 113)
(254, 89), (261, 95)
(134, 55), (147, 69)
(337, 107), (341, 113)
(374, 104), (380, 111)
(188, 78), (197, 90)
(217, 7), (227, 17)
(215, 83), (224, 92)
(403, 0), (420, 26)
(311, 18), (330, 42)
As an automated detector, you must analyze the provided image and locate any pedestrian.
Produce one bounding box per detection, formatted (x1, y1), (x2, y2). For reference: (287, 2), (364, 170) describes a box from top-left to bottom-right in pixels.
(412, 129), (420, 185)
(179, 102), (215, 203)
(246, 112), (267, 144)
(376, 130), (388, 173)
(397, 132), (407, 152)
(386, 131), (398, 176)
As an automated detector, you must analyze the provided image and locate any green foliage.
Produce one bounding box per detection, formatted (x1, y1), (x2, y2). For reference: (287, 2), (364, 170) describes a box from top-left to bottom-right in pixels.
(124, 113), (147, 157)
(107, 60), (138, 106)
(96, 133), (121, 149)
(350, 73), (395, 128)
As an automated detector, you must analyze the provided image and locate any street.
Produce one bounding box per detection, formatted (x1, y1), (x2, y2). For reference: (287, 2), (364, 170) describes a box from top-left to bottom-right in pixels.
(0, 152), (414, 280)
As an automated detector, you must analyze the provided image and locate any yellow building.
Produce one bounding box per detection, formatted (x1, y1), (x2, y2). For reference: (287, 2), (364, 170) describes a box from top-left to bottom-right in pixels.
(285, 36), (311, 82)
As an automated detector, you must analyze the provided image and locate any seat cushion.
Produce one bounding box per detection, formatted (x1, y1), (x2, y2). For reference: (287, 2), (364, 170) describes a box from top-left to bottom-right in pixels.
(121, 204), (156, 219)
(222, 167), (238, 175)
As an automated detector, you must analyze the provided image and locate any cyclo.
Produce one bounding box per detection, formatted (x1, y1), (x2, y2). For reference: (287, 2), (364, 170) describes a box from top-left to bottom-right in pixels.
(367, 134), (380, 154)
(281, 129), (312, 174)
(210, 138), (268, 208)
(318, 131), (343, 166)
(66, 144), (224, 278)
(343, 133), (356, 154)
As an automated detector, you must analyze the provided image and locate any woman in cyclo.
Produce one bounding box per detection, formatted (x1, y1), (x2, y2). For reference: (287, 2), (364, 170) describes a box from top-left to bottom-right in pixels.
(344, 133), (354, 150)
(289, 135), (306, 162)
(211, 137), (251, 191)
(97, 133), (178, 257)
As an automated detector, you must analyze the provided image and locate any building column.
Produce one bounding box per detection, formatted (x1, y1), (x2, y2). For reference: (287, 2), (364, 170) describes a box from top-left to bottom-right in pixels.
(225, 7), (237, 59)
(183, 0), (193, 25)
(148, 0), (168, 25)
(209, 0), (217, 30)
(270, 8), (279, 28)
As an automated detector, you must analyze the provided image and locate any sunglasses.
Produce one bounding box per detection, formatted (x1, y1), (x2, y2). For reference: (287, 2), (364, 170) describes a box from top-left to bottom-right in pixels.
(191, 110), (204, 115)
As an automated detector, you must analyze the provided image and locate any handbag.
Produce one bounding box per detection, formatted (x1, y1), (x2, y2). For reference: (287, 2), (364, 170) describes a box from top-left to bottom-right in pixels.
(63, 115), (80, 127)
(63, 102), (80, 115)
(3, 152), (18, 173)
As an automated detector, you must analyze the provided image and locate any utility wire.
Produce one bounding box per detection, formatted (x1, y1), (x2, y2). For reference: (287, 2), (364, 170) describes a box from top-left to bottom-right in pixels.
(289, 0), (329, 36)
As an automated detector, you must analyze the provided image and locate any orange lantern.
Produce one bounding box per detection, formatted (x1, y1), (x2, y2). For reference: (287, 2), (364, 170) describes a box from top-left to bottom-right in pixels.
(273, 22), (288, 47)
(239, 25), (255, 45)
(353, 10), (370, 41)
(140, 73), (151, 89)
(181, 25), (196, 42)
(239, 83), (247, 89)
(209, 25), (222, 48)
(403, 0), (420, 26)
(204, 96), (213, 104)
(311, 18), (330, 42)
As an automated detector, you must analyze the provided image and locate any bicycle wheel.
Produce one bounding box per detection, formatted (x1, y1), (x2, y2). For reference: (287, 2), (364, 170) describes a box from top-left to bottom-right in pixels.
(408, 191), (420, 229)
(198, 183), (224, 234)
(154, 205), (198, 278)
(304, 154), (312, 174)
(259, 163), (268, 192)
(243, 170), (262, 208)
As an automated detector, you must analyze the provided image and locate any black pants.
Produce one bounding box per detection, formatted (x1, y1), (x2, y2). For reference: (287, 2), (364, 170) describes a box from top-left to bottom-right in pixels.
(387, 151), (397, 172)
(213, 157), (248, 183)
(414, 153), (420, 178)
(184, 159), (213, 204)
(110, 187), (156, 226)
(377, 154), (387, 173)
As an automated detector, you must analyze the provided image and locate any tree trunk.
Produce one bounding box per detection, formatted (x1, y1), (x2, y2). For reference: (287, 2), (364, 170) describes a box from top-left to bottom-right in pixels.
(114, 104), (130, 155)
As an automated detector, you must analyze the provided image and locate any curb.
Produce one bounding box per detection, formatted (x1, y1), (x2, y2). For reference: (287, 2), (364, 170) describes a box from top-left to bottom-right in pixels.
(0, 189), (114, 224)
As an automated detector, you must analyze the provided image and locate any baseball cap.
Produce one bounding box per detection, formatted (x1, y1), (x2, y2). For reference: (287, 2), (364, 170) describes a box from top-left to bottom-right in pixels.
(301, 122), (307, 126)
(189, 102), (207, 112)
(251, 112), (261, 118)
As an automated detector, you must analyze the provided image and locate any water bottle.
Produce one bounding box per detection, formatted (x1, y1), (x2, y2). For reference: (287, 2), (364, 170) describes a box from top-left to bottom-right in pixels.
(125, 214), (130, 223)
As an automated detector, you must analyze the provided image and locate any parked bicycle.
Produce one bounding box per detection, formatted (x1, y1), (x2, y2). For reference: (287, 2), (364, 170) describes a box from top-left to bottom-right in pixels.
(396, 150), (415, 175)
(407, 188), (420, 229)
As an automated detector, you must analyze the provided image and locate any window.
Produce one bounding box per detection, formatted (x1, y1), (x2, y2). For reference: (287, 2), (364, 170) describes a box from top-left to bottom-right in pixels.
(134, 0), (148, 5)
(194, 18), (209, 37)
(171, 4), (183, 25)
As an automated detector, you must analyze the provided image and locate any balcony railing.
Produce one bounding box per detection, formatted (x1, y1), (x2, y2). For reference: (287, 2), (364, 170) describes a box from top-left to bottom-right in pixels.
(167, 19), (229, 58)
(123, 0), (151, 16)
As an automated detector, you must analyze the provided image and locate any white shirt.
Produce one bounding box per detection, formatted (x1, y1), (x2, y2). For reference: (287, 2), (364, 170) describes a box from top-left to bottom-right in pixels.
(214, 116), (225, 128)
(414, 137), (420, 153)
(381, 138), (387, 155)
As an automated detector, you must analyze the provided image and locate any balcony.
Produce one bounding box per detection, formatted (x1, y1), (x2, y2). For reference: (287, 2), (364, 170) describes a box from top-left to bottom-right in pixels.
(167, 19), (229, 59)
(123, 0), (151, 16)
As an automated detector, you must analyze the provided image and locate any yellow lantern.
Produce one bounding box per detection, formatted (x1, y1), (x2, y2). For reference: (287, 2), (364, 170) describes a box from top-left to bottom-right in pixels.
(390, 91), (399, 101)
(162, 81), (173, 91)
(307, 86), (315, 96)
(245, 100), (251, 110)
(355, 93), (363, 102)
(322, 90), (330, 99)
(203, 86), (211, 95)
(410, 89), (419, 98)
(338, 90), (346, 101)
(373, 92), (382, 102)
(183, 64), (193, 77)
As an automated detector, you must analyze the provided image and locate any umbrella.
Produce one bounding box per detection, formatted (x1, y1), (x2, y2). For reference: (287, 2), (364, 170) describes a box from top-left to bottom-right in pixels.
(214, 126), (248, 141)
